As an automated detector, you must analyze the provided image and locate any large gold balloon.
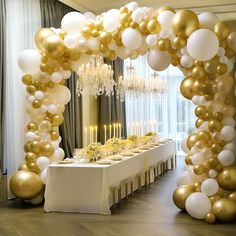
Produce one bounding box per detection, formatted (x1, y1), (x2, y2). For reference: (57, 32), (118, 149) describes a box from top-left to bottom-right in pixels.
(35, 28), (54, 50)
(147, 19), (161, 34)
(180, 77), (194, 99)
(217, 166), (236, 191)
(27, 122), (38, 132)
(41, 143), (54, 157)
(42, 34), (65, 58)
(9, 170), (43, 199)
(205, 213), (216, 224)
(214, 22), (231, 40)
(173, 185), (195, 210)
(172, 10), (199, 38)
(187, 133), (199, 149)
(29, 141), (42, 154)
(208, 119), (222, 132)
(212, 198), (236, 222)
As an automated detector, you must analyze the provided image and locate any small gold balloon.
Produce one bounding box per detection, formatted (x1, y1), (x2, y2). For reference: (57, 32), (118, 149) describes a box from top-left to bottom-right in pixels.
(211, 143), (221, 154)
(81, 26), (92, 38)
(187, 133), (199, 149)
(195, 118), (204, 128)
(99, 43), (108, 53)
(194, 182), (202, 192)
(24, 141), (32, 152)
(147, 19), (161, 34)
(91, 29), (99, 37)
(173, 185), (195, 210)
(216, 64), (227, 74)
(120, 6), (129, 14)
(27, 122), (38, 132)
(195, 105), (207, 119)
(112, 30), (121, 40)
(27, 162), (40, 174)
(42, 34), (65, 58)
(185, 154), (192, 165)
(29, 141), (42, 154)
(51, 114), (64, 127)
(99, 31), (112, 44)
(18, 163), (29, 171)
(50, 130), (59, 140)
(194, 164), (205, 175)
(32, 99), (42, 109)
(217, 166), (236, 191)
(214, 22), (231, 40)
(139, 20), (149, 34)
(172, 36), (186, 49)
(214, 112), (223, 121)
(208, 119), (222, 132)
(25, 152), (37, 163)
(205, 213), (216, 224)
(120, 12), (131, 26)
(210, 194), (222, 204)
(198, 130), (211, 143)
(180, 77), (194, 100)
(9, 170), (43, 199)
(172, 10), (199, 38)
(157, 39), (166, 51)
(191, 66), (205, 79)
(192, 80), (204, 95)
(40, 63), (48, 72)
(34, 28), (54, 49)
(130, 21), (139, 29)
(228, 192), (236, 203)
(26, 85), (36, 95)
(22, 74), (32, 85)
(212, 198), (236, 222)
(208, 158), (218, 168)
(41, 143), (54, 157)
(107, 50), (117, 61)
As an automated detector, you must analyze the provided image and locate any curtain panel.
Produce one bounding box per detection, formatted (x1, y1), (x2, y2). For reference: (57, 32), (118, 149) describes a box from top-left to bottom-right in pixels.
(39, 0), (83, 157)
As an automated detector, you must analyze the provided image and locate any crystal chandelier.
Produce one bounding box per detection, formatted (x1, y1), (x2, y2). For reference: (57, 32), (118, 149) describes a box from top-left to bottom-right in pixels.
(76, 55), (115, 97)
(116, 61), (166, 101)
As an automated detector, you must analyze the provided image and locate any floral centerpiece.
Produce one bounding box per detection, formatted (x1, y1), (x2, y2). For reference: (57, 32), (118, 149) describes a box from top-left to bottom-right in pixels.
(105, 137), (123, 154)
(79, 143), (102, 162)
(144, 132), (157, 143)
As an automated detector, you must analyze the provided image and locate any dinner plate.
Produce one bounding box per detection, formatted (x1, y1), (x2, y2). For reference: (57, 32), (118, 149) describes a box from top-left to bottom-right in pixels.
(97, 160), (112, 165)
(132, 150), (142, 153)
(57, 160), (74, 164)
(110, 156), (122, 161)
(122, 152), (134, 156)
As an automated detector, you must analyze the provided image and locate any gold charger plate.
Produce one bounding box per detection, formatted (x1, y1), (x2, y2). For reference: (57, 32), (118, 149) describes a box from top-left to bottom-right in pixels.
(57, 160), (74, 164)
(110, 156), (123, 161)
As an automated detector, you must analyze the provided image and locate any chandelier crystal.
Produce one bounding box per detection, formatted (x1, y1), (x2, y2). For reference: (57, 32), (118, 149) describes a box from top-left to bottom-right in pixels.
(76, 55), (115, 97)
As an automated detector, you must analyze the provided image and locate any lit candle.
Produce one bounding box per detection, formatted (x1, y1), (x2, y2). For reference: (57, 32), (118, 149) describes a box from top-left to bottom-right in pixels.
(118, 123), (121, 138)
(109, 124), (112, 139)
(104, 125), (107, 143)
(113, 123), (116, 137)
(95, 125), (98, 143)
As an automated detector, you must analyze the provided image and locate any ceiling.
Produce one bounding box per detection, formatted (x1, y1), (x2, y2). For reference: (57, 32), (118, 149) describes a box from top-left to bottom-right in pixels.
(59, 0), (236, 20)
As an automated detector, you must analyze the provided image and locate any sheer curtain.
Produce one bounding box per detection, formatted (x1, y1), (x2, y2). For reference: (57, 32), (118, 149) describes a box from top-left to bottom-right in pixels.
(125, 55), (195, 154)
(4, 0), (41, 196)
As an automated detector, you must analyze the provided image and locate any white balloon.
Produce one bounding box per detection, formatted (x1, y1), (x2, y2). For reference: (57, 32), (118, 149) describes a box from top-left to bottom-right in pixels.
(36, 156), (50, 170)
(147, 48), (171, 71)
(122, 28), (142, 50)
(83, 11), (96, 20)
(181, 138), (189, 153)
(27, 95), (35, 104)
(146, 34), (157, 47)
(64, 34), (78, 48)
(192, 96), (200, 105)
(217, 47), (225, 57)
(29, 192), (44, 205)
(223, 142), (236, 153)
(40, 168), (48, 184)
(126, 2), (139, 11)
(176, 170), (193, 187)
(34, 91), (44, 100)
(103, 9), (120, 32)
(53, 147), (65, 162)
(221, 125), (236, 142)
(61, 12), (86, 34)
(201, 178), (219, 196)
(60, 70), (71, 79)
(208, 169), (217, 178)
(18, 49), (41, 74)
(108, 41), (117, 50)
(131, 9), (143, 23)
(116, 46), (128, 60)
(180, 55), (194, 68)
(50, 72), (63, 83)
(222, 118), (235, 127)
(87, 37), (99, 51)
(157, 11), (175, 30)
(198, 12), (219, 30)
(187, 29), (219, 61)
(25, 132), (37, 141)
(227, 59), (234, 72)
(185, 192), (211, 219)
(46, 85), (71, 105)
(192, 153), (205, 165)
(47, 104), (57, 114)
(218, 150), (235, 166)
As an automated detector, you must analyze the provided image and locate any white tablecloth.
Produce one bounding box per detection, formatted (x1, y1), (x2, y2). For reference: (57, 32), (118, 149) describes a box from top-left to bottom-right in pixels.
(44, 141), (176, 214)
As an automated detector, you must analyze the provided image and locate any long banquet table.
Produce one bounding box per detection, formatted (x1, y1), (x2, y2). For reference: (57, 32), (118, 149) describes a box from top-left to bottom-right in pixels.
(44, 141), (176, 214)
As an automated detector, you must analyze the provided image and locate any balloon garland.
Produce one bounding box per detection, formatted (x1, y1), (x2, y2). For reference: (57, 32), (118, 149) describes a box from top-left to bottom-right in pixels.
(11, 2), (236, 222)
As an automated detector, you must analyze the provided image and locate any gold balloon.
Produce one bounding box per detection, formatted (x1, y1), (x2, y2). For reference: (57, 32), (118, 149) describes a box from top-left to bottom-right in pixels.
(195, 105), (207, 119)
(172, 36), (186, 49)
(192, 80), (204, 95)
(212, 198), (236, 222)
(228, 192), (236, 203)
(99, 43), (108, 53)
(214, 112), (223, 122)
(18, 163), (29, 171)
(29, 141), (42, 154)
(185, 154), (192, 165)
(208, 158), (218, 169)
(120, 12), (131, 27)
(187, 133), (199, 149)
(147, 19), (161, 34)
(195, 118), (204, 128)
(217, 166), (236, 191)
(9, 170), (43, 199)
(81, 26), (91, 38)
(27, 122), (38, 132)
(99, 31), (112, 44)
(173, 185), (195, 210)
(139, 20), (149, 34)
(193, 182), (201, 192)
(180, 77), (194, 99)
(27, 162), (40, 174)
(32, 99), (42, 109)
(194, 164), (205, 175)
(205, 213), (216, 224)
(130, 21), (139, 29)
(191, 66), (205, 79)
(156, 6), (176, 16)
(214, 22), (231, 40)
(211, 143), (221, 154)
(210, 194), (221, 204)
(26, 85), (36, 95)
(25, 152), (37, 163)
(51, 114), (64, 127)
(41, 143), (54, 157)
(91, 29), (99, 37)
(22, 74), (32, 85)
(208, 119), (222, 132)
(107, 50), (117, 61)
(50, 130), (59, 140)
(42, 34), (65, 58)
(216, 64), (227, 74)
(34, 28), (54, 49)
(172, 10), (199, 38)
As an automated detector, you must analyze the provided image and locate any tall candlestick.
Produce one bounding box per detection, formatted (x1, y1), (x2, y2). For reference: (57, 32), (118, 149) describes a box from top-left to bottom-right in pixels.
(95, 125), (97, 143)
(113, 123), (116, 137)
(91, 126), (94, 143)
(118, 123), (121, 138)
(109, 124), (112, 139)
(104, 125), (107, 143)
(116, 123), (119, 138)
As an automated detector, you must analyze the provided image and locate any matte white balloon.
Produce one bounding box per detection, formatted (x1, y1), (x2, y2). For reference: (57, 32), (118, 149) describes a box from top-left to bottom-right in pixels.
(222, 118), (235, 127)
(223, 142), (236, 153)
(191, 153), (205, 165)
(87, 37), (100, 51)
(47, 104), (57, 114)
(180, 55), (194, 68)
(60, 70), (71, 79)
(34, 91), (44, 100)
(201, 178), (219, 196)
(25, 132), (37, 141)
(157, 11), (175, 30)
(103, 9), (120, 32)
(18, 49), (41, 74)
(50, 72), (63, 83)
(185, 192), (211, 219)
(126, 1), (139, 11)
(64, 34), (78, 48)
(147, 48), (171, 71)
(146, 34), (157, 47)
(36, 156), (50, 170)
(61, 12), (86, 34)
(221, 125), (236, 142)
(29, 192), (44, 205)
(83, 11), (96, 20)
(40, 168), (48, 184)
(122, 28), (142, 50)
(187, 29), (219, 61)
(46, 85), (71, 105)
(198, 12), (219, 30)
(218, 150), (235, 166)
(131, 9), (143, 23)
(208, 169), (217, 178)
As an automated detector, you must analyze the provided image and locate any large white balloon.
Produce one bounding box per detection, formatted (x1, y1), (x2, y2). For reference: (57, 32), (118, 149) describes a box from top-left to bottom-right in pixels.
(185, 192), (211, 219)
(61, 12), (86, 34)
(126, 1), (139, 11)
(36, 156), (50, 171)
(122, 28), (142, 50)
(201, 178), (219, 196)
(187, 29), (219, 61)
(221, 125), (236, 142)
(157, 11), (175, 30)
(222, 118), (236, 127)
(103, 9), (120, 32)
(18, 49), (41, 74)
(218, 150), (235, 166)
(83, 11), (96, 20)
(198, 12), (219, 30)
(147, 49), (171, 71)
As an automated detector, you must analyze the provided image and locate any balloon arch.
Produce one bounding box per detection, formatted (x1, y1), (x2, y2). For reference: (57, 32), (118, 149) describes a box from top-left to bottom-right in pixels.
(11, 2), (236, 223)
